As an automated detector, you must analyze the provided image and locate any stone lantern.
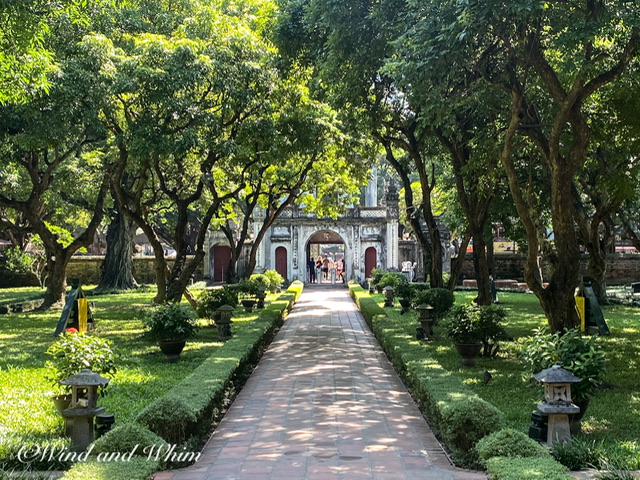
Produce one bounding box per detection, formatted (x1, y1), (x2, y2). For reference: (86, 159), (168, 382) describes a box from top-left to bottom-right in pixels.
(532, 365), (581, 446)
(367, 278), (375, 294)
(416, 303), (436, 340)
(60, 369), (109, 452)
(255, 290), (266, 309)
(383, 286), (394, 307)
(215, 304), (234, 340)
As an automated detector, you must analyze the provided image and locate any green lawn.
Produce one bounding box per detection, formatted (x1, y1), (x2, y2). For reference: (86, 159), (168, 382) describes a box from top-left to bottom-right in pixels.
(0, 285), (274, 470)
(375, 290), (640, 469)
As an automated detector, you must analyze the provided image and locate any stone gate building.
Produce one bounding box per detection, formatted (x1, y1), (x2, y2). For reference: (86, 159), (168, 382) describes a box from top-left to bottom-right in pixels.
(204, 177), (423, 284)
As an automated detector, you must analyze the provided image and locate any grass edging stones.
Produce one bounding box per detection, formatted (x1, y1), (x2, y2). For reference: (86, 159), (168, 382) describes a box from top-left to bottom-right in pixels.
(348, 282), (571, 478)
(60, 281), (303, 480)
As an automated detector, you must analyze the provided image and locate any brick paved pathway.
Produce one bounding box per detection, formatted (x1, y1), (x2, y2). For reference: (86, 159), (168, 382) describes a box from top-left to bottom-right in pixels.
(154, 287), (485, 480)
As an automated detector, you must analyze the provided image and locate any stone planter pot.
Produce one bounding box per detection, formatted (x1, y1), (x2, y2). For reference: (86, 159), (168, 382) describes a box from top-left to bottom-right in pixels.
(569, 398), (590, 435)
(241, 299), (256, 313)
(454, 342), (483, 367)
(399, 298), (412, 315)
(52, 393), (72, 415)
(158, 339), (187, 363)
(52, 393), (73, 435)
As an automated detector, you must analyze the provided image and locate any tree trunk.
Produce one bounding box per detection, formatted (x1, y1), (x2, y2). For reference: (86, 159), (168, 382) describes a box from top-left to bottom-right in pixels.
(542, 169), (582, 331)
(41, 250), (70, 309)
(377, 135), (435, 284)
(586, 247), (607, 302)
(166, 251), (205, 303)
(150, 240), (168, 304)
(472, 228), (492, 305)
(426, 214), (443, 288)
(448, 234), (470, 290)
(96, 209), (137, 291)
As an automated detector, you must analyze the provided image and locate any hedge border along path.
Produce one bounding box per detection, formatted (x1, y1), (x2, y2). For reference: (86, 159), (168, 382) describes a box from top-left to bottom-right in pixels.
(59, 281), (304, 480)
(347, 282), (573, 479)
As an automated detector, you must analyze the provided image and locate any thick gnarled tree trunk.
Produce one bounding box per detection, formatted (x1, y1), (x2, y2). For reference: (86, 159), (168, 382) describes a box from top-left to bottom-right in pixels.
(96, 207), (137, 291)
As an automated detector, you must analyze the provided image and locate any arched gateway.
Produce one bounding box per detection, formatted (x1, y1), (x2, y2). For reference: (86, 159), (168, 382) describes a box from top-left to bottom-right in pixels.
(204, 181), (417, 284)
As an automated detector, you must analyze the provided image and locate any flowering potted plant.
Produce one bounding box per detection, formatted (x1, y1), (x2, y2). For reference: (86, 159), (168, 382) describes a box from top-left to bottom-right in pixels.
(46, 331), (117, 413)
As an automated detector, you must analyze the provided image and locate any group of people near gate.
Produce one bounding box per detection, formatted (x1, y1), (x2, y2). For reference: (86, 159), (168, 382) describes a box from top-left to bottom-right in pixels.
(307, 254), (345, 284)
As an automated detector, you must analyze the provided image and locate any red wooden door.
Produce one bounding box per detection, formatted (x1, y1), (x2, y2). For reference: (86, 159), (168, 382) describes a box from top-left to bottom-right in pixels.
(275, 246), (288, 279)
(364, 247), (377, 278)
(213, 245), (231, 282)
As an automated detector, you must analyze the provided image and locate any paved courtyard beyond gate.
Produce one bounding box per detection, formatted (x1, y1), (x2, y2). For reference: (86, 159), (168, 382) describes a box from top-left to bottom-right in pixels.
(154, 287), (486, 480)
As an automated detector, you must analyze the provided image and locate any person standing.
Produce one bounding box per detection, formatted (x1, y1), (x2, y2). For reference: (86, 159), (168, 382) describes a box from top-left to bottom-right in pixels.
(322, 255), (331, 281)
(307, 257), (316, 283)
(316, 256), (323, 283)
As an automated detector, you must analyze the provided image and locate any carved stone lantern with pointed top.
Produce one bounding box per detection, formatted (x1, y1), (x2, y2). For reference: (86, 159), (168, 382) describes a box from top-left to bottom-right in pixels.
(383, 286), (394, 307)
(367, 278), (375, 294)
(256, 289), (266, 309)
(532, 365), (581, 446)
(416, 303), (436, 340)
(60, 369), (109, 452)
(215, 304), (234, 340)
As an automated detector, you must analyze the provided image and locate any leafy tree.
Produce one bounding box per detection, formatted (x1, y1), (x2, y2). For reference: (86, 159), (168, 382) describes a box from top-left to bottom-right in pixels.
(491, 1), (640, 331)
(408, 0), (640, 331)
(104, 27), (257, 303)
(275, 0), (446, 287)
(0, 0), (54, 104)
(0, 36), (112, 308)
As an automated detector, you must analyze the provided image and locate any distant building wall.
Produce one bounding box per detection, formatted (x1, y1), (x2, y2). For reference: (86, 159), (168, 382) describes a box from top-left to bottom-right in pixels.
(64, 256), (204, 286)
(459, 253), (640, 285)
(3, 252), (640, 289)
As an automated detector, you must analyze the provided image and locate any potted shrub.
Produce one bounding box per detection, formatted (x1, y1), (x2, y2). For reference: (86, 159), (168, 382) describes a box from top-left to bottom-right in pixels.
(196, 288), (239, 324)
(395, 281), (413, 314)
(371, 268), (386, 293)
(442, 303), (483, 366)
(412, 287), (455, 322)
(235, 278), (261, 312)
(46, 331), (117, 414)
(519, 327), (606, 432)
(144, 303), (200, 363)
(250, 273), (270, 292)
(476, 304), (509, 357)
(264, 269), (284, 293)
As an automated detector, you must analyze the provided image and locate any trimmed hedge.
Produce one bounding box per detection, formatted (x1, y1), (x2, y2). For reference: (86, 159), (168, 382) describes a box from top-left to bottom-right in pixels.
(440, 396), (506, 466)
(91, 423), (168, 456)
(348, 282), (573, 475)
(136, 285), (301, 445)
(58, 457), (160, 480)
(60, 282), (303, 480)
(476, 428), (550, 465)
(349, 284), (385, 323)
(348, 282), (504, 468)
(485, 456), (573, 480)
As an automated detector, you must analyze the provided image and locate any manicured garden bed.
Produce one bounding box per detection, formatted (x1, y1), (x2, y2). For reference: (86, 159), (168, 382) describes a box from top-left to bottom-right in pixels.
(349, 283), (640, 476)
(0, 282), (303, 479)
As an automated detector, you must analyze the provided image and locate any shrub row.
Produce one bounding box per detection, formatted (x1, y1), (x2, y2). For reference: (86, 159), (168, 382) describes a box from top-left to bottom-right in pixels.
(60, 281), (303, 480)
(349, 282), (573, 478)
(351, 287), (385, 323)
(349, 282), (503, 467)
(485, 456), (573, 480)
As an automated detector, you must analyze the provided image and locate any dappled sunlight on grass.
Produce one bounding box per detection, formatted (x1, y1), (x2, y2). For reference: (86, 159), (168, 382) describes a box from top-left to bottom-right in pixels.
(0, 285), (283, 469)
(371, 289), (640, 467)
(582, 417), (613, 435)
(0, 286), (45, 303)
